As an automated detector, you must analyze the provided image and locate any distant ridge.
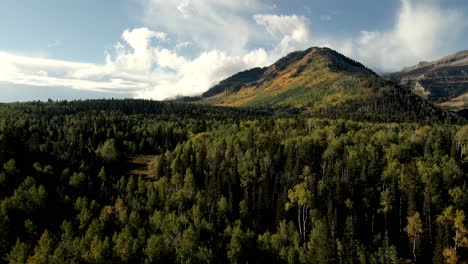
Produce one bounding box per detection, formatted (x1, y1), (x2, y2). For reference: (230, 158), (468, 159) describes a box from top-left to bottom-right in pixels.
(389, 50), (468, 110)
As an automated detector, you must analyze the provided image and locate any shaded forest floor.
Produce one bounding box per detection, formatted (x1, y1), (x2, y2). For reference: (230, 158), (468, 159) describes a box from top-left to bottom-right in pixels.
(127, 155), (158, 177)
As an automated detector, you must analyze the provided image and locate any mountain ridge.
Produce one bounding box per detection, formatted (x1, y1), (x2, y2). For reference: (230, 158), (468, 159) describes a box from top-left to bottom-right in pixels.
(389, 50), (468, 110)
(202, 47), (377, 101)
(198, 47), (457, 122)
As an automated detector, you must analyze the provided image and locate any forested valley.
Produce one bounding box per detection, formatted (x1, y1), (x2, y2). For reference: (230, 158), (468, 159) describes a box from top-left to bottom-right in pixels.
(1, 99), (468, 263)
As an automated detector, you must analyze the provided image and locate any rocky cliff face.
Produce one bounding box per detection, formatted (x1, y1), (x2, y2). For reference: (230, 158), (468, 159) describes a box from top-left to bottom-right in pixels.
(389, 50), (468, 110)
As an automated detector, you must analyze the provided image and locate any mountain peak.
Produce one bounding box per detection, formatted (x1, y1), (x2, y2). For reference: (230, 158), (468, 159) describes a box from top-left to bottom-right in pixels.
(202, 47), (376, 100)
(268, 46), (376, 76)
(199, 47), (454, 121)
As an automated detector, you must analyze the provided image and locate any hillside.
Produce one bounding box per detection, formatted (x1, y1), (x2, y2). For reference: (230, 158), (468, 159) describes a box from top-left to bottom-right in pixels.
(389, 50), (468, 110)
(201, 47), (456, 122)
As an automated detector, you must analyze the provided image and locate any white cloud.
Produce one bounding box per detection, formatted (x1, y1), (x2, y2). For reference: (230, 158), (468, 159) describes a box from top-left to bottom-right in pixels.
(254, 14), (309, 43)
(0, 24), (274, 100)
(154, 48), (188, 69)
(139, 51), (231, 98)
(113, 28), (165, 73)
(339, 40), (353, 57)
(141, 0), (265, 54)
(175, 42), (192, 51)
(0, 29), (157, 94)
(113, 7), (364, 100)
(355, 0), (466, 72)
(1, 0), (466, 101)
(243, 48), (269, 67)
(0, 59), (17, 81)
(0, 0), (315, 101)
(131, 11), (312, 100)
(254, 14), (310, 55)
(137, 48), (272, 99)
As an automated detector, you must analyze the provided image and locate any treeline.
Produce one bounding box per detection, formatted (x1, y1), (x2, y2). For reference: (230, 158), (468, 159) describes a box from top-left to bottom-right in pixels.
(0, 101), (467, 263)
(314, 84), (460, 123)
(3, 99), (275, 119)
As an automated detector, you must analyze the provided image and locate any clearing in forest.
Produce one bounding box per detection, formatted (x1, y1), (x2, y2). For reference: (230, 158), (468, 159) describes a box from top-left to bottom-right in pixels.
(128, 155), (158, 177)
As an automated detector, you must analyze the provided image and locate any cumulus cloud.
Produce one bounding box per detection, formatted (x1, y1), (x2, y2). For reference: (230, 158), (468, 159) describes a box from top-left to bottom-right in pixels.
(355, 0), (466, 72)
(339, 40), (353, 57)
(141, 0), (266, 54)
(0, 52), (147, 93)
(125, 0), (468, 97)
(137, 49), (270, 99)
(0, 25), (274, 100)
(0, 29), (157, 94)
(0, 3), (312, 101)
(1, 0), (466, 101)
(131, 10), (310, 99)
(254, 14), (310, 55)
(297, 0), (466, 73)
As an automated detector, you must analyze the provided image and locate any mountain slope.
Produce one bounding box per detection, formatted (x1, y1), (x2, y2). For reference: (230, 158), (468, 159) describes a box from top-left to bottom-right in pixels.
(389, 50), (468, 110)
(201, 47), (456, 122)
(202, 47), (376, 107)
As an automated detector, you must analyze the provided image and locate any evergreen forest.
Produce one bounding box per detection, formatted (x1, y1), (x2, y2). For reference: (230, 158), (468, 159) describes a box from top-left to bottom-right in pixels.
(0, 99), (468, 263)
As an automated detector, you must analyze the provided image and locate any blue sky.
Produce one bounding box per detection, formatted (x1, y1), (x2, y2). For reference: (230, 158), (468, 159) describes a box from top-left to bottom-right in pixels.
(0, 0), (467, 102)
